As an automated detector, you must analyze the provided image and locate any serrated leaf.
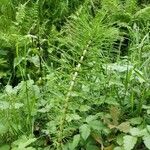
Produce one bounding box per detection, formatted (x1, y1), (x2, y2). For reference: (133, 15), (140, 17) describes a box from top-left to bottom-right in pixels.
(129, 117), (143, 125)
(110, 106), (120, 125)
(86, 144), (99, 150)
(5, 85), (13, 95)
(86, 115), (97, 123)
(69, 134), (80, 150)
(117, 122), (130, 133)
(114, 147), (124, 150)
(123, 135), (137, 150)
(0, 123), (8, 134)
(79, 105), (90, 112)
(147, 125), (150, 132)
(116, 134), (124, 146)
(0, 145), (10, 150)
(130, 127), (141, 137)
(79, 124), (90, 141)
(143, 136), (150, 149)
(66, 114), (81, 122)
(88, 120), (105, 131)
(13, 135), (36, 149)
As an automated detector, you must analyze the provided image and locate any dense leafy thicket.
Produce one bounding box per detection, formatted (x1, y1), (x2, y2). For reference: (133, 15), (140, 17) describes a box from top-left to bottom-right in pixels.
(0, 0), (150, 150)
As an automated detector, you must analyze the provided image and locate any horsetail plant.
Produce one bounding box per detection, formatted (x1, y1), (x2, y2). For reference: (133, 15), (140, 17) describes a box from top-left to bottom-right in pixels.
(57, 40), (91, 149)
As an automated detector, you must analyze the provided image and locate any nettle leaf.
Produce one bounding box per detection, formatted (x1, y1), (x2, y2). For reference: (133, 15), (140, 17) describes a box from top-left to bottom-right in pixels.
(86, 115), (98, 123)
(147, 125), (150, 132)
(129, 117), (143, 125)
(114, 147), (125, 150)
(79, 105), (91, 112)
(88, 120), (105, 131)
(116, 134), (124, 146)
(12, 135), (36, 149)
(143, 136), (150, 149)
(0, 145), (10, 150)
(117, 122), (131, 133)
(110, 106), (120, 125)
(66, 114), (81, 122)
(0, 101), (9, 110)
(130, 127), (141, 137)
(5, 85), (13, 94)
(86, 145), (99, 150)
(123, 135), (137, 150)
(0, 123), (8, 135)
(79, 124), (91, 141)
(69, 134), (80, 150)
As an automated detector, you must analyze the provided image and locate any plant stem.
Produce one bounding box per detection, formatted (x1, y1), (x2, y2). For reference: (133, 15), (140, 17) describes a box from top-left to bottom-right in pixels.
(57, 40), (91, 149)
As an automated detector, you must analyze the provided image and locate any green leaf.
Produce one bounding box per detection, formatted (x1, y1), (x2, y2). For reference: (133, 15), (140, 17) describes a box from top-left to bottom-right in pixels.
(116, 134), (124, 146)
(69, 134), (80, 150)
(117, 122), (131, 133)
(0, 145), (10, 150)
(79, 105), (90, 112)
(129, 117), (143, 125)
(147, 125), (150, 132)
(88, 120), (105, 131)
(66, 114), (81, 122)
(79, 124), (90, 141)
(114, 147), (125, 150)
(5, 85), (13, 95)
(86, 145), (99, 150)
(13, 135), (36, 149)
(130, 127), (141, 137)
(143, 136), (150, 149)
(0, 101), (9, 111)
(123, 135), (137, 150)
(0, 123), (8, 134)
(86, 115), (98, 123)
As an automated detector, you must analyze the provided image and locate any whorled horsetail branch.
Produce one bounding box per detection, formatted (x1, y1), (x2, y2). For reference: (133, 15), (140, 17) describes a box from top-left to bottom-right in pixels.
(57, 40), (91, 149)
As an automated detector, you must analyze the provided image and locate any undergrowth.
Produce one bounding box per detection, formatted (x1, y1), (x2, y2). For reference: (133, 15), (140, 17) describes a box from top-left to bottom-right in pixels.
(0, 0), (150, 150)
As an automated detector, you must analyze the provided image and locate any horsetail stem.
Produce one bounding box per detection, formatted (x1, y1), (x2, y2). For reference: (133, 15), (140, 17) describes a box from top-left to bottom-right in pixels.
(57, 40), (91, 149)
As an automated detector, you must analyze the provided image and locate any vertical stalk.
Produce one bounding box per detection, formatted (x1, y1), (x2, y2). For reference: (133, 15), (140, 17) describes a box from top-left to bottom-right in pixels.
(57, 41), (91, 149)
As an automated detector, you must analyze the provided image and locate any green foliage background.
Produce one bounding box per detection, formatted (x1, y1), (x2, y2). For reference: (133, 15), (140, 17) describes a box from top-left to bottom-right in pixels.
(0, 0), (150, 150)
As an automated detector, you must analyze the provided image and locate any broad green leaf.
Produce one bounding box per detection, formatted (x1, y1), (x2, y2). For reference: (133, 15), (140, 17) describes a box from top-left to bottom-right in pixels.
(86, 115), (98, 123)
(114, 147), (124, 150)
(117, 122), (131, 133)
(129, 117), (143, 125)
(69, 134), (80, 150)
(116, 134), (124, 146)
(0, 123), (8, 135)
(79, 105), (90, 112)
(110, 106), (120, 126)
(86, 145), (99, 150)
(130, 128), (141, 137)
(79, 124), (90, 141)
(66, 114), (81, 122)
(123, 135), (137, 150)
(0, 145), (10, 150)
(5, 85), (14, 95)
(0, 101), (9, 110)
(143, 136), (150, 149)
(147, 125), (150, 132)
(19, 138), (36, 148)
(88, 120), (105, 131)
(13, 135), (36, 149)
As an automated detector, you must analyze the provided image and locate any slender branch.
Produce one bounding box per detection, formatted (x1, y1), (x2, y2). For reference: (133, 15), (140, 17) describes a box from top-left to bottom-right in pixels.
(57, 40), (91, 149)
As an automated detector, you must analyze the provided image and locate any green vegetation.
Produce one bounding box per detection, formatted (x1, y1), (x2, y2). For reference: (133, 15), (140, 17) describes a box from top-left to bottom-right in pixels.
(0, 0), (150, 149)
